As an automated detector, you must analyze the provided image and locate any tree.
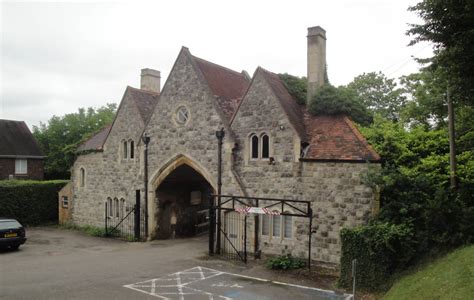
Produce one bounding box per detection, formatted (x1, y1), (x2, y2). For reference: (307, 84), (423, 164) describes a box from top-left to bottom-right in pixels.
(346, 72), (406, 121)
(408, 0), (474, 105)
(408, 0), (474, 188)
(399, 69), (447, 129)
(400, 67), (474, 152)
(33, 103), (117, 179)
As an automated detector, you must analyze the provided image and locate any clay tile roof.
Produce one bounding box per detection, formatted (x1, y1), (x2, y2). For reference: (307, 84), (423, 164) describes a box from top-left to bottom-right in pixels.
(258, 68), (307, 141)
(192, 55), (250, 120)
(0, 119), (45, 157)
(76, 124), (112, 152)
(302, 110), (380, 161)
(128, 87), (160, 123)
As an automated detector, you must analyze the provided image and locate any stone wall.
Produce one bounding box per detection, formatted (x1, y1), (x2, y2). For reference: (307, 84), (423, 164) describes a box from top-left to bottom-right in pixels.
(231, 70), (378, 265)
(300, 161), (377, 264)
(58, 182), (72, 225)
(71, 89), (146, 228)
(71, 152), (106, 227)
(144, 49), (242, 237)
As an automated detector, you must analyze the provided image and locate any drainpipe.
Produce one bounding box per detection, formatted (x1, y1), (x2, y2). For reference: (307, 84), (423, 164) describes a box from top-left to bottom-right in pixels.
(215, 128), (225, 254)
(142, 134), (151, 239)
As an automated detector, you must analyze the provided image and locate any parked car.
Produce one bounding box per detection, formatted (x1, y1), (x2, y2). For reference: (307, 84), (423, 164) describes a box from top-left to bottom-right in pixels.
(0, 218), (26, 250)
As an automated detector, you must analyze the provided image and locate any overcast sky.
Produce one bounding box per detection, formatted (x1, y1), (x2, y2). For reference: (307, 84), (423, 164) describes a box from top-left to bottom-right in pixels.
(0, 0), (432, 129)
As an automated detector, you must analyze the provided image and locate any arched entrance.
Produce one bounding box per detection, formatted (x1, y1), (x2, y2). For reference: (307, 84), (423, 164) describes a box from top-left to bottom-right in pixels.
(153, 162), (215, 239)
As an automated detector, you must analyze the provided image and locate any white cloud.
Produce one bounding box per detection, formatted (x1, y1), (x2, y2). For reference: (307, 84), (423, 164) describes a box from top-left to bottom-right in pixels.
(0, 0), (432, 128)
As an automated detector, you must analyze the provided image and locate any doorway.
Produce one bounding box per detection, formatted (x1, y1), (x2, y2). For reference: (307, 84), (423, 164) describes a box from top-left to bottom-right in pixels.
(155, 164), (213, 239)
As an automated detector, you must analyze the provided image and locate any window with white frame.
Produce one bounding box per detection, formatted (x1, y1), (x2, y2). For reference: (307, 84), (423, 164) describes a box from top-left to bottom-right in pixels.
(272, 215), (281, 237)
(261, 214), (270, 236)
(114, 198), (119, 218)
(261, 213), (292, 239)
(62, 196), (69, 208)
(15, 159), (27, 174)
(120, 198), (125, 218)
(284, 215), (292, 238)
(107, 198), (113, 217)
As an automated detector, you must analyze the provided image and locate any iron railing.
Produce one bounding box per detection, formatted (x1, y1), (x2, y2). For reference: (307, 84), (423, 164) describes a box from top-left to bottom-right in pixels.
(105, 202), (146, 241)
(209, 194), (313, 268)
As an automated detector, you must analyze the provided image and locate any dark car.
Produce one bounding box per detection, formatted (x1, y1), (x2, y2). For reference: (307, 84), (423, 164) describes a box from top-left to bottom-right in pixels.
(0, 218), (26, 250)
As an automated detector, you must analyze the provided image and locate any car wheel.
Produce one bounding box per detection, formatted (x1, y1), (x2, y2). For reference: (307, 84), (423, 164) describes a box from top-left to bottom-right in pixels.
(11, 245), (20, 251)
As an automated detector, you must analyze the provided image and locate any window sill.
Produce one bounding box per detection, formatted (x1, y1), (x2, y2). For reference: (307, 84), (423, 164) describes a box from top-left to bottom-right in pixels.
(260, 235), (293, 242)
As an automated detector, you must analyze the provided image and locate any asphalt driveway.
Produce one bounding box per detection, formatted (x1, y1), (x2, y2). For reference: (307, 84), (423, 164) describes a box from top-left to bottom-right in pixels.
(0, 227), (349, 300)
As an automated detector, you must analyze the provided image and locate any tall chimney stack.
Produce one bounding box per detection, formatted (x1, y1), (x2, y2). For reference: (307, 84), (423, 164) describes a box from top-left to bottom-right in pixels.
(307, 26), (326, 103)
(140, 68), (161, 93)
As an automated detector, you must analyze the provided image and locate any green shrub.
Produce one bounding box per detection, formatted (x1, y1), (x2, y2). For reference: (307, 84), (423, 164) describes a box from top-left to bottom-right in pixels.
(266, 254), (306, 270)
(278, 73), (307, 105)
(0, 180), (68, 225)
(309, 84), (373, 126)
(338, 223), (416, 291)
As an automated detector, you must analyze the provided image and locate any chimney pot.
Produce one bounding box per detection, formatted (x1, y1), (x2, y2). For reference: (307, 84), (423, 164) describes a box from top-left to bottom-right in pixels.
(140, 68), (161, 93)
(307, 26), (327, 103)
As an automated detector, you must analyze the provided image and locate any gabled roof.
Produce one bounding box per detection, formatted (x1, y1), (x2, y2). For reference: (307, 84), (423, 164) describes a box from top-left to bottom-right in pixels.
(191, 54), (250, 120)
(257, 67), (308, 141)
(233, 67), (380, 162)
(76, 124), (112, 152)
(302, 111), (380, 161)
(128, 87), (160, 123)
(76, 87), (158, 154)
(0, 119), (45, 158)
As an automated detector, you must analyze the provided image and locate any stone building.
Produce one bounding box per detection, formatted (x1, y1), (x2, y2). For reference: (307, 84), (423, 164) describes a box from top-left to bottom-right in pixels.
(68, 26), (380, 265)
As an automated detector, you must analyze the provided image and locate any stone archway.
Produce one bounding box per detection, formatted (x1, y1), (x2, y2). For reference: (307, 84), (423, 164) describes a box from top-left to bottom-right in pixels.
(148, 154), (216, 239)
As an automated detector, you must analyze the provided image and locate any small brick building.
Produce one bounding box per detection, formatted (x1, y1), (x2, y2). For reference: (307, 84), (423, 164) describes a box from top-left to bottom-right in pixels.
(0, 119), (45, 180)
(68, 26), (380, 265)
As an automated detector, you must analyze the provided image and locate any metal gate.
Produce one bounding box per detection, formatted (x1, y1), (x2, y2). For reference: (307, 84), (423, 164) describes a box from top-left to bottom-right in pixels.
(209, 194), (312, 267)
(105, 202), (146, 241)
(220, 211), (247, 262)
(104, 190), (146, 241)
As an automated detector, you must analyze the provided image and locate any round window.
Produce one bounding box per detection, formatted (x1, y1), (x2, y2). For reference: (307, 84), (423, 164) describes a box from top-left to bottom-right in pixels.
(176, 106), (189, 124)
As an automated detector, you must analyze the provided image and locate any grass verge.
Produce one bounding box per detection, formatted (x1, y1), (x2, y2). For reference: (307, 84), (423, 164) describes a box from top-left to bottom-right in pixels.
(383, 245), (474, 300)
(57, 223), (106, 237)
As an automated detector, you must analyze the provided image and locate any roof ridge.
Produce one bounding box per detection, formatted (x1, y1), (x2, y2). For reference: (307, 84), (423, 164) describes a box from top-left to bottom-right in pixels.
(342, 116), (381, 160)
(191, 54), (249, 80)
(256, 66), (273, 74)
(127, 86), (161, 96)
(128, 86), (160, 124)
(0, 119), (44, 157)
(0, 119), (26, 123)
(257, 66), (307, 141)
(77, 123), (112, 152)
(229, 68), (259, 125)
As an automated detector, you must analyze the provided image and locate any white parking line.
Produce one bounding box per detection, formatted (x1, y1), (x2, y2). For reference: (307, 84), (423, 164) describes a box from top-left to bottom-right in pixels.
(124, 266), (352, 300)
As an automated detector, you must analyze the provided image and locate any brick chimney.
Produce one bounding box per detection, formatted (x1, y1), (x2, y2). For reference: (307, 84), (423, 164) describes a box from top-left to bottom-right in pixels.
(140, 68), (161, 93)
(307, 26), (326, 103)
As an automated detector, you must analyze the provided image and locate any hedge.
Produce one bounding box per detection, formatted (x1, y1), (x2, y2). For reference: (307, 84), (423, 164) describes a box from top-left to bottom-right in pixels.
(0, 180), (68, 225)
(338, 223), (416, 291)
